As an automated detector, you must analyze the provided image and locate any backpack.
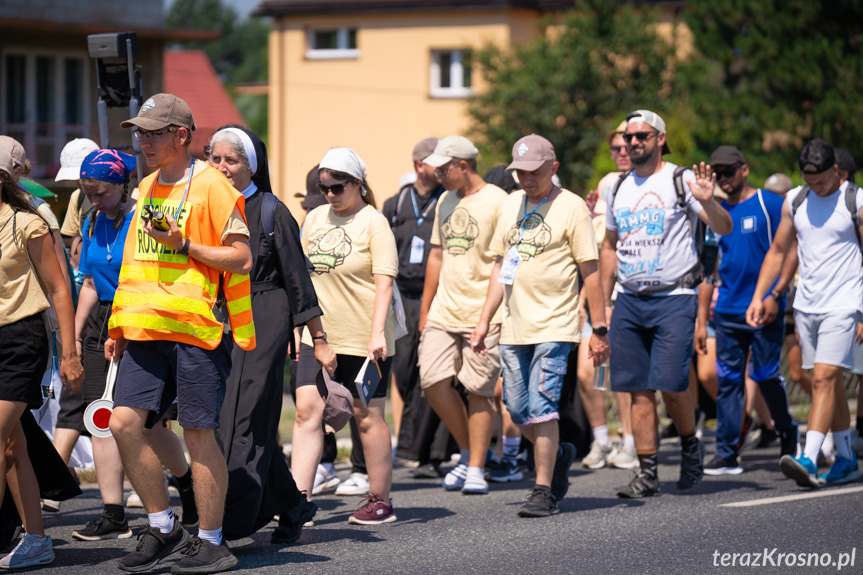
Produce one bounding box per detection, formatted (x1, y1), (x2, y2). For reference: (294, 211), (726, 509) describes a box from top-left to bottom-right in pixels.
(789, 182), (861, 250)
(610, 166), (719, 282)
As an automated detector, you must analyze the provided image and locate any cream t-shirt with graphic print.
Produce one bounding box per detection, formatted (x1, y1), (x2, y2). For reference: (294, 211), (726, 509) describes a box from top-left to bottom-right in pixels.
(490, 189), (597, 345)
(428, 183), (507, 329)
(301, 203), (399, 357)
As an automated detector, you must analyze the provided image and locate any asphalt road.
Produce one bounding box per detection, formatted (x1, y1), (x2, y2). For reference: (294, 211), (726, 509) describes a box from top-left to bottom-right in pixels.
(23, 435), (863, 575)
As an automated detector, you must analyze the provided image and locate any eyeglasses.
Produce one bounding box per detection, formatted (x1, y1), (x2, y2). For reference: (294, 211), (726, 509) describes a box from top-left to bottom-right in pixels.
(435, 161), (459, 176)
(714, 164), (742, 179)
(610, 145), (626, 153)
(317, 181), (350, 195)
(134, 127), (177, 141)
(623, 131), (656, 143)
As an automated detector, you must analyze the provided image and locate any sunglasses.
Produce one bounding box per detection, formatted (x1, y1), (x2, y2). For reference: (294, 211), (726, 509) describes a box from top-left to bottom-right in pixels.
(317, 181), (350, 195)
(714, 164), (742, 179)
(435, 161), (459, 176)
(623, 131), (656, 143)
(610, 145), (626, 153)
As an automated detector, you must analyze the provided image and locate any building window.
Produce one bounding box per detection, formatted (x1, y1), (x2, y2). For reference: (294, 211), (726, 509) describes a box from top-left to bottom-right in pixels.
(306, 27), (359, 60)
(430, 49), (473, 99)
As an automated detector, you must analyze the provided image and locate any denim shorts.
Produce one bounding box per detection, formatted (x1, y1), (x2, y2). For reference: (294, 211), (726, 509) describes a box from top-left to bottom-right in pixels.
(113, 336), (232, 430)
(500, 342), (574, 427)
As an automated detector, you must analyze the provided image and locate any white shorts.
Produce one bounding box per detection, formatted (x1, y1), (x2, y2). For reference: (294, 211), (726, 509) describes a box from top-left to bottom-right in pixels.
(794, 310), (858, 370)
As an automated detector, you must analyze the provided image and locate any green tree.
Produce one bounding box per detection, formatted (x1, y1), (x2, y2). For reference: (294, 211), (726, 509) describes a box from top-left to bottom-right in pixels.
(468, 0), (688, 192)
(682, 0), (863, 182)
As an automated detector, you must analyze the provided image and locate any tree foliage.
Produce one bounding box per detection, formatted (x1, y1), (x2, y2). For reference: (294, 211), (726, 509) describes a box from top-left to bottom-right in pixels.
(468, 0), (687, 191)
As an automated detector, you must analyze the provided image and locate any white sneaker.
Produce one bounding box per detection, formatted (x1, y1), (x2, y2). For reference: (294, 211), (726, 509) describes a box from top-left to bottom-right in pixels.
(335, 473), (369, 496)
(0, 533), (54, 568)
(40, 499), (60, 513)
(608, 444), (639, 470)
(581, 441), (613, 469)
(312, 464), (341, 495)
(126, 490), (143, 508)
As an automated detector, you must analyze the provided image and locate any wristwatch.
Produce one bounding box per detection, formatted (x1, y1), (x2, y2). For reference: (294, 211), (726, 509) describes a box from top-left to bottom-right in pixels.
(593, 326), (609, 337)
(312, 331), (328, 341)
(770, 289), (783, 301)
(178, 237), (191, 256)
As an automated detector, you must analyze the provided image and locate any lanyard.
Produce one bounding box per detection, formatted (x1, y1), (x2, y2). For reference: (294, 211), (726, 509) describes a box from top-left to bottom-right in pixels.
(148, 159), (196, 215)
(516, 189), (553, 244)
(410, 186), (442, 226)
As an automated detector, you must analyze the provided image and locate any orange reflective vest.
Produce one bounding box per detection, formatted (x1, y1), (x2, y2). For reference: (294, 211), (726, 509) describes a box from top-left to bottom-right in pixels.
(108, 162), (255, 351)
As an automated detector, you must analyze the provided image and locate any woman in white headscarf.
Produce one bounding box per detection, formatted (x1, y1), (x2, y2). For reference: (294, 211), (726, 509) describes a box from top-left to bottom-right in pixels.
(292, 148), (400, 525)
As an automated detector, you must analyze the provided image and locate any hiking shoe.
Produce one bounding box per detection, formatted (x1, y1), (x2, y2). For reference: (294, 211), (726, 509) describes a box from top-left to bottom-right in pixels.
(488, 457), (524, 483)
(171, 537), (237, 575)
(347, 495), (396, 525)
(312, 464), (341, 495)
(581, 441), (613, 469)
(0, 533), (54, 568)
(271, 499), (317, 544)
(780, 454), (820, 489)
(335, 473), (369, 496)
(817, 455), (862, 486)
(442, 463), (468, 491)
(704, 455), (743, 476)
(461, 470), (488, 494)
(410, 463), (443, 479)
(615, 471), (661, 499)
(608, 444), (639, 470)
(40, 499), (60, 513)
(517, 487), (558, 518)
(551, 442), (576, 501)
(73, 511), (133, 541)
(677, 439), (704, 489)
(779, 425), (800, 458)
(118, 517), (190, 573)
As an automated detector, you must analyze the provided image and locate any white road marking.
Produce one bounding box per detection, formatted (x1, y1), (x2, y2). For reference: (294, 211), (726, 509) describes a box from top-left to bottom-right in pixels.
(720, 485), (863, 508)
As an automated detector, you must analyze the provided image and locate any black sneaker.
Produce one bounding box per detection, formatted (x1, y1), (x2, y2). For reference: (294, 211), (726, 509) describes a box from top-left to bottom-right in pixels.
(517, 487), (558, 517)
(779, 424), (799, 458)
(703, 455), (743, 476)
(118, 518), (190, 573)
(411, 463), (444, 479)
(171, 537), (238, 575)
(615, 471), (661, 498)
(179, 485), (199, 529)
(271, 499), (317, 544)
(73, 511), (133, 541)
(754, 424), (779, 449)
(550, 442), (576, 501)
(677, 438), (704, 489)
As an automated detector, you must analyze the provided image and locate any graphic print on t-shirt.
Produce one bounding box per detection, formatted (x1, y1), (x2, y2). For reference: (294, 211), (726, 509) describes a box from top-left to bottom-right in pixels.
(440, 207), (479, 255)
(503, 213), (552, 260)
(614, 191), (668, 283)
(307, 227), (353, 274)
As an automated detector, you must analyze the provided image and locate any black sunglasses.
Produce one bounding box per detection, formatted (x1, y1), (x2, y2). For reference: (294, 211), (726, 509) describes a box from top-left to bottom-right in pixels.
(610, 145), (626, 153)
(317, 181), (349, 195)
(623, 131), (656, 143)
(714, 164), (742, 179)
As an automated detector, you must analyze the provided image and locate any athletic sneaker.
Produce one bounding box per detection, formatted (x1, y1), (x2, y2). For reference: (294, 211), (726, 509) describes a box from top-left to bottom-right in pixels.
(581, 441), (613, 469)
(312, 464), (341, 495)
(335, 473), (369, 496)
(754, 424), (779, 449)
(704, 455), (743, 476)
(488, 457), (524, 483)
(607, 444), (639, 470)
(779, 454), (820, 489)
(0, 533), (54, 568)
(442, 463), (468, 491)
(677, 439), (704, 490)
(410, 463), (443, 479)
(271, 499), (317, 544)
(817, 455), (862, 486)
(73, 511), (133, 541)
(551, 442), (576, 501)
(347, 495), (396, 525)
(40, 499), (60, 513)
(779, 425), (800, 458)
(461, 470), (488, 495)
(170, 537), (237, 575)
(517, 487), (558, 518)
(615, 471), (661, 499)
(118, 517), (190, 573)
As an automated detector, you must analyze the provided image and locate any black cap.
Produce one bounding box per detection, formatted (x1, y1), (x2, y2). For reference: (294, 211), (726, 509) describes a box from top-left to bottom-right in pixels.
(835, 148), (857, 174)
(710, 145), (746, 166)
(483, 165), (521, 194)
(798, 139), (836, 174)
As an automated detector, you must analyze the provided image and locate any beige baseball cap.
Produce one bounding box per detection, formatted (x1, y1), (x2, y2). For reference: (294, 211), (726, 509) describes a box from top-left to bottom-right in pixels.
(507, 134), (556, 171)
(55, 138), (100, 182)
(423, 135), (478, 168)
(0, 135), (27, 171)
(0, 143), (13, 175)
(605, 120), (627, 147)
(121, 93), (196, 131)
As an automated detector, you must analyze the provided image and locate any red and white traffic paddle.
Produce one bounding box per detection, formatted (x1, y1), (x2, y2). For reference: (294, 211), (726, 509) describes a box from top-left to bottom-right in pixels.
(84, 359), (119, 438)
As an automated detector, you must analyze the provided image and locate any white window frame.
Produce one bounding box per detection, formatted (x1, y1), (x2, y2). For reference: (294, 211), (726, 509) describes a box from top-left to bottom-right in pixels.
(430, 49), (473, 99)
(305, 27), (360, 61)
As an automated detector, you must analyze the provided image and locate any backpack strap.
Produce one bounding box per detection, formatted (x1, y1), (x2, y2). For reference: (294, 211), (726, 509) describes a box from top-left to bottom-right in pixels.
(609, 170), (632, 214)
(391, 186), (410, 226)
(845, 182), (861, 250)
(672, 166), (687, 208)
(261, 192), (279, 256)
(790, 185), (810, 219)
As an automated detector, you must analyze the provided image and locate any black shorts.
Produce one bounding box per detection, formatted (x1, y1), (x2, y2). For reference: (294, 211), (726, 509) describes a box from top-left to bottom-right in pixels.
(295, 343), (392, 401)
(82, 301), (113, 404)
(0, 313), (49, 409)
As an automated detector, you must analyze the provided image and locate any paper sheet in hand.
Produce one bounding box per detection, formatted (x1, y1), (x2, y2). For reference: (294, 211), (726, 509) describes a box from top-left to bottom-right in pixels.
(354, 357), (382, 408)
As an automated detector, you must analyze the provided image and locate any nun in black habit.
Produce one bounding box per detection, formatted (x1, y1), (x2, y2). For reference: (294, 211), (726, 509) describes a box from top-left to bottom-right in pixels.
(209, 126), (336, 543)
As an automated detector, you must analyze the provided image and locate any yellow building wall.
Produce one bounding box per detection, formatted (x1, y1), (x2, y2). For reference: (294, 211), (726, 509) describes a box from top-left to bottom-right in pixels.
(268, 9), (547, 219)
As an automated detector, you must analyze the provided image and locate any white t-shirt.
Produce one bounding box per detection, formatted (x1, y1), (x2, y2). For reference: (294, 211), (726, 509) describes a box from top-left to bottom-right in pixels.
(605, 162), (703, 295)
(789, 181), (863, 314)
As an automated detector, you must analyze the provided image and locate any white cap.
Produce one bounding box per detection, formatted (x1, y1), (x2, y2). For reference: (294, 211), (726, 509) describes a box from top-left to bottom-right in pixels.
(55, 138), (99, 182)
(398, 171), (417, 191)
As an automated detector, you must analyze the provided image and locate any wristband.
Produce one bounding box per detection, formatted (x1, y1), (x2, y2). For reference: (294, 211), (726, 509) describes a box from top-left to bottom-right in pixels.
(770, 289), (783, 301)
(593, 326), (608, 337)
(178, 237), (191, 256)
(312, 332), (328, 341)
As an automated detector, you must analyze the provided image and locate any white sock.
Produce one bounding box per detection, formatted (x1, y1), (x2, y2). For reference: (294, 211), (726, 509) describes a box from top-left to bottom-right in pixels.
(502, 436), (521, 460)
(198, 527), (222, 546)
(822, 431), (835, 454)
(833, 429), (853, 460)
(803, 430), (826, 463)
(623, 434), (636, 451)
(147, 508), (175, 534)
(320, 462), (335, 474)
(592, 425), (610, 447)
(459, 449), (470, 465)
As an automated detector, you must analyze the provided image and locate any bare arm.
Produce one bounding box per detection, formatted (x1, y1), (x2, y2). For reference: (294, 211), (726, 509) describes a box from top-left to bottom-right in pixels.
(600, 229), (619, 320)
(50, 229), (72, 288)
(419, 245), (442, 333)
(746, 201), (796, 326)
(470, 257), (504, 354)
(579, 259), (610, 365)
(369, 274), (394, 361)
(143, 215), (253, 275)
(305, 315), (336, 376)
(74, 276), (100, 355)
